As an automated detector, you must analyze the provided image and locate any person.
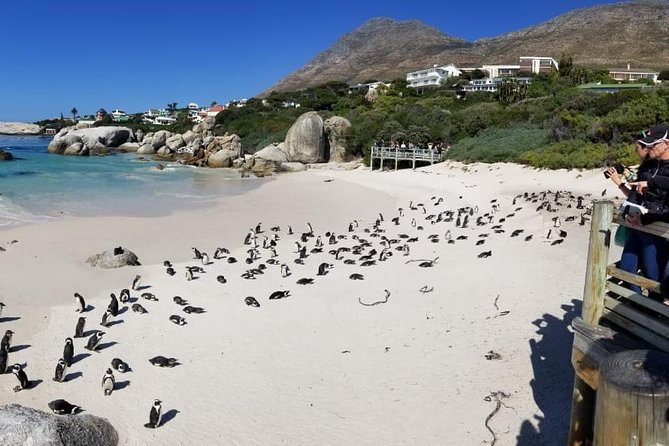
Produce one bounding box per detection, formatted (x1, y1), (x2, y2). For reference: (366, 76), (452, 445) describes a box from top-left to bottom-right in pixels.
(623, 124), (669, 301)
(608, 141), (659, 296)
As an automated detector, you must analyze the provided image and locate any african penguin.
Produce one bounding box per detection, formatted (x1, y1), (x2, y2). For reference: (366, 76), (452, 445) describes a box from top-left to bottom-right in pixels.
(131, 275), (142, 291)
(268, 290), (290, 300)
(102, 368), (115, 396)
(48, 399), (81, 415)
(11, 364), (30, 392)
(111, 358), (128, 373)
(1, 330), (13, 352)
(74, 317), (86, 338)
(74, 293), (86, 313)
(119, 288), (130, 303)
(85, 331), (104, 351)
(53, 358), (68, 382)
(108, 293), (119, 317)
(63, 338), (74, 366)
(169, 315), (187, 325)
(149, 356), (179, 367)
(144, 399), (163, 429)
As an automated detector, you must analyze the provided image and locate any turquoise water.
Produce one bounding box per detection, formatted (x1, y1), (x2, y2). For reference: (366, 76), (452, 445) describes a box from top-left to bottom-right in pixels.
(0, 135), (260, 227)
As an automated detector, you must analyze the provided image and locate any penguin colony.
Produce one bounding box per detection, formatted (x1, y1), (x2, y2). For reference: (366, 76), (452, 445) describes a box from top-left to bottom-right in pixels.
(0, 188), (591, 430)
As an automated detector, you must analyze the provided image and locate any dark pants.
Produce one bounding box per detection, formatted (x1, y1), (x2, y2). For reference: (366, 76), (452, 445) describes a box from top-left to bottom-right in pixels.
(619, 229), (667, 300)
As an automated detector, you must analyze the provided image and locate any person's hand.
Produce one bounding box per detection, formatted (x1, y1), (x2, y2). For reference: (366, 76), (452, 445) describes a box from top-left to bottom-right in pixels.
(629, 181), (648, 194)
(607, 167), (622, 185)
(625, 213), (641, 226)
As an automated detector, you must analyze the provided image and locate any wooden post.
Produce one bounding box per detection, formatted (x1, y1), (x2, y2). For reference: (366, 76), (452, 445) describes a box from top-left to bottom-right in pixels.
(412, 150), (416, 170)
(594, 349), (669, 445)
(395, 148), (398, 171)
(582, 200), (613, 325)
(567, 376), (595, 446)
(370, 147), (374, 171)
(380, 150), (384, 172)
(431, 149), (434, 165)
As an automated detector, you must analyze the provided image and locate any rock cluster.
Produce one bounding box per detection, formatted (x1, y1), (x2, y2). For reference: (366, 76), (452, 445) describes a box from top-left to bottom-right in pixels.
(48, 127), (134, 156)
(0, 404), (119, 446)
(0, 148), (13, 161)
(0, 122), (43, 135)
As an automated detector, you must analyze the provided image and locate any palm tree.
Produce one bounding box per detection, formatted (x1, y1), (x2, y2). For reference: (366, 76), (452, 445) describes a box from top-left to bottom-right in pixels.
(70, 107), (78, 120)
(167, 102), (178, 113)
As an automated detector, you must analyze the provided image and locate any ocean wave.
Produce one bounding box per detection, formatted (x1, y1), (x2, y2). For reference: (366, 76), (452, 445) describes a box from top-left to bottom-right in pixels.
(0, 196), (54, 227)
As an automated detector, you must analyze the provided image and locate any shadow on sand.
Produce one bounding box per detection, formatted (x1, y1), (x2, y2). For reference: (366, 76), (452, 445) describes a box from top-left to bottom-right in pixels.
(161, 409), (179, 425)
(516, 299), (581, 446)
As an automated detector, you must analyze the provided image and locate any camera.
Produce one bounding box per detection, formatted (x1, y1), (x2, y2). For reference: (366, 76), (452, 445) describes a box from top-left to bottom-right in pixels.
(603, 162), (625, 179)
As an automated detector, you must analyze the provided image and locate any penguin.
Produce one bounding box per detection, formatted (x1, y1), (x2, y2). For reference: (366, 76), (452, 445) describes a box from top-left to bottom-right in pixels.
(100, 310), (113, 327)
(553, 216), (561, 228)
(288, 226), (293, 235)
(296, 278), (314, 285)
(245, 296), (260, 307)
(399, 208), (404, 217)
(183, 306), (206, 314)
(48, 399), (81, 415)
(142, 292), (158, 301)
(201, 253), (210, 265)
(11, 364), (30, 392)
(307, 222), (314, 236)
(144, 399), (163, 429)
(74, 293), (86, 313)
(112, 358), (128, 373)
(317, 262), (332, 276)
(53, 358), (68, 382)
(102, 368), (115, 396)
(349, 273), (364, 280)
(74, 317), (86, 338)
(411, 218), (417, 228)
(191, 247), (203, 259)
(170, 297), (188, 308)
(243, 231), (253, 245)
(108, 293), (119, 317)
(63, 337), (74, 366)
(1, 330), (13, 352)
(119, 288), (130, 303)
(280, 263), (291, 278)
(0, 349), (7, 374)
(132, 303), (148, 314)
(185, 268), (194, 281)
(85, 331), (104, 351)
(166, 267), (176, 276)
(149, 356), (179, 367)
(269, 290), (290, 300)
(255, 222), (263, 233)
(132, 275), (142, 291)
(0, 302), (4, 319)
(348, 223), (354, 232)
(169, 315), (187, 325)
(163, 260), (173, 268)
(478, 251), (493, 258)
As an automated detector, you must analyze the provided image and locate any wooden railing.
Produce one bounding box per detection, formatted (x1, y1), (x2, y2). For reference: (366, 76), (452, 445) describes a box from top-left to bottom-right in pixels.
(568, 201), (669, 445)
(369, 146), (443, 170)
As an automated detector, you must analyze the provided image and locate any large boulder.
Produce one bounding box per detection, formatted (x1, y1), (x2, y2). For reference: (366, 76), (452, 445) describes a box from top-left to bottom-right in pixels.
(207, 149), (237, 168)
(182, 130), (196, 145)
(215, 134), (242, 158)
(47, 132), (83, 154)
(136, 144), (155, 155)
(135, 129), (145, 143)
(86, 246), (141, 268)
(165, 134), (184, 151)
(0, 404), (118, 446)
(254, 143), (287, 163)
(63, 142), (89, 156)
(280, 162), (307, 172)
(0, 149), (14, 161)
(284, 112), (325, 163)
(116, 142), (140, 152)
(324, 116), (351, 162)
(151, 130), (170, 149)
(201, 117), (216, 132)
(251, 157), (280, 176)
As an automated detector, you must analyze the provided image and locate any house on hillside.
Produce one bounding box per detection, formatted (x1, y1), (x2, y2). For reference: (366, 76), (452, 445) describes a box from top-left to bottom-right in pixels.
(519, 56), (559, 74)
(481, 64), (521, 78)
(578, 82), (652, 93)
(95, 108), (107, 121)
(348, 81), (391, 92)
(110, 109), (130, 122)
(608, 64), (659, 83)
(406, 64), (462, 89)
(461, 77), (532, 93)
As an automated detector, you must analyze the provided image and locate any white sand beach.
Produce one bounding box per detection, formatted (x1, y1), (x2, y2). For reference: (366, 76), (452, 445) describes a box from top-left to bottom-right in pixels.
(0, 162), (621, 445)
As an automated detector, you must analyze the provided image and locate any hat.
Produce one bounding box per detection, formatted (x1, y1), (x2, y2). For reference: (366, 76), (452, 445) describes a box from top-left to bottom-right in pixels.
(638, 124), (669, 146)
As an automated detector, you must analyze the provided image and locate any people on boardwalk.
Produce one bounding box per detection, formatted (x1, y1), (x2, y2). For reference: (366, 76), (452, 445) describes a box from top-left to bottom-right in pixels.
(617, 124), (669, 302)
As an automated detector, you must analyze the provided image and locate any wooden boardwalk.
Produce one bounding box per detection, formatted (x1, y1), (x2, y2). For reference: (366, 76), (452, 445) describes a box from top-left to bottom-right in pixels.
(369, 146), (442, 170)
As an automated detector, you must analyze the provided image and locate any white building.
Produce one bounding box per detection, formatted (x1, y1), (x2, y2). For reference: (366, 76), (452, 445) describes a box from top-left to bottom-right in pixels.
(348, 81), (391, 92)
(187, 102), (199, 110)
(462, 77), (532, 93)
(481, 64), (521, 78)
(609, 64), (659, 83)
(519, 56), (559, 74)
(406, 64), (462, 88)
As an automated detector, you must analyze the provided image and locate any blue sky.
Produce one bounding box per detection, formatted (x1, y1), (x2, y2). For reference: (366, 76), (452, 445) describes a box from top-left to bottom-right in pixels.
(0, 0), (622, 122)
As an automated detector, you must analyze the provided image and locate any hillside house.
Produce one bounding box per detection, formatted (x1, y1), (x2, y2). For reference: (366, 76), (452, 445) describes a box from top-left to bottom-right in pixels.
(462, 77), (532, 93)
(406, 64), (462, 89)
(519, 56), (559, 74)
(608, 64), (659, 83)
(348, 81), (391, 92)
(481, 64), (521, 78)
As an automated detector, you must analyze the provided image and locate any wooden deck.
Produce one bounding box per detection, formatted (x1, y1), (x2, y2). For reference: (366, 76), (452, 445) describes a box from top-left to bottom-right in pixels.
(369, 146), (442, 170)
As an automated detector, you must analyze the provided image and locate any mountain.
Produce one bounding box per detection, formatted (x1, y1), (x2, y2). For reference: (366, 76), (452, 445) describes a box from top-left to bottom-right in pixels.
(263, 1), (669, 94)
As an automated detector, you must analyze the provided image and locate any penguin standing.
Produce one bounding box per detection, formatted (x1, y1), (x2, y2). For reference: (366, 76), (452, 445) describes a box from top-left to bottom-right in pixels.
(185, 268), (194, 281)
(11, 363), (30, 392)
(0, 302), (4, 319)
(63, 338), (74, 367)
(100, 310), (114, 327)
(101, 368), (115, 396)
(144, 399), (162, 428)
(1, 330), (13, 352)
(201, 253), (210, 265)
(86, 331), (104, 352)
(132, 275), (142, 291)
(119, 289), (130, 303)
(74, 293), (86, 313)
(191, 247), (203, 259)
(74, 317), (86, 338)
(108, 293), (119, 317)
(280, 264), (291, 278)
(53, 358), (68, 382)
(0, 349), (7, 374)
(288, 226), (294, 235)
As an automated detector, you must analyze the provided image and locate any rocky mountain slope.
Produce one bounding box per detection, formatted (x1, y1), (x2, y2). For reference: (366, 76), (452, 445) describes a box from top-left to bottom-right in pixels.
(263, 0), (669, 94)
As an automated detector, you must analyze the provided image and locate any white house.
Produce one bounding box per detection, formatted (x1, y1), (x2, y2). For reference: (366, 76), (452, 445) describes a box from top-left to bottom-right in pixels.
(519, 56), (559, 74)
(187, 102), (199, 110)
(462, 77), (532, 93)
(348, 81), (391, 92)
(481, 64), (521, 78)
(406, 64), (462, 88)
(609, 64), (659, 83)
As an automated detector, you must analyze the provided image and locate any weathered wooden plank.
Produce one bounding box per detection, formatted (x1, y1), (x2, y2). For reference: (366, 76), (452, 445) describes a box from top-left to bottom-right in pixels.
(582, 201), (614, 325)
(613, 217), (669, 239)
(606, 265), (661, 293)
(572, 347), (601, 390)
(606, 281), (669, 316)
(604, 296), (669, 340)
(567, 375), (595, 446)
(601, 308), (669, 352)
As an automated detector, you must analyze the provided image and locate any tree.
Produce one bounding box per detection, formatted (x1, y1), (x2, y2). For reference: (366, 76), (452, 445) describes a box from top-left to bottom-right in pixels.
(558, 54), (574, 78)
(211, 101), (218, 107)
(167, 102), (178, 113)
(70, 107), (78, 120)
(658, 70), (669, 81)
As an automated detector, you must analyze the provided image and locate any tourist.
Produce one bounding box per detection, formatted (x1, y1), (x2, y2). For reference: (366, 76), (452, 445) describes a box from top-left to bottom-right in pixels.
(622, 124), (669, 301)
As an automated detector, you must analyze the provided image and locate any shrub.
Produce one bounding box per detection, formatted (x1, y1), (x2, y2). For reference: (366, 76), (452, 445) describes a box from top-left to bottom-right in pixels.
(518, 140), (636, 169)
(446, 127), (547, 163)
